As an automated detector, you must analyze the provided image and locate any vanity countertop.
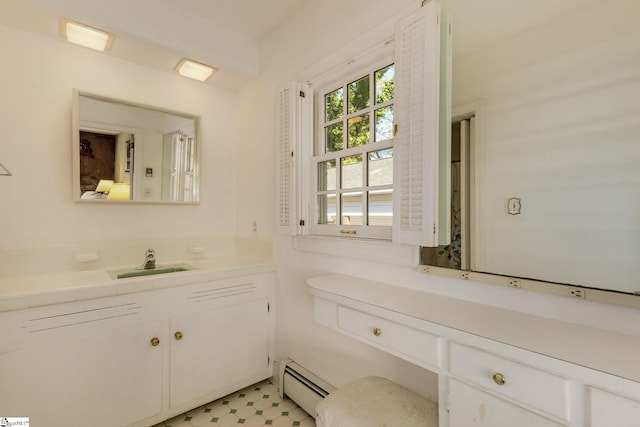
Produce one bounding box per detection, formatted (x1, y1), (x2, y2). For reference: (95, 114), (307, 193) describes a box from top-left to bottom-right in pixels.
(0, 256), (275, 312)
(307, 273), (640, 384)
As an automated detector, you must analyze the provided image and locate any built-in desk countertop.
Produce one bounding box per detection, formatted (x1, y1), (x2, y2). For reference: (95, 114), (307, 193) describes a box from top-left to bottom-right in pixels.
(307, 273), (640, 384)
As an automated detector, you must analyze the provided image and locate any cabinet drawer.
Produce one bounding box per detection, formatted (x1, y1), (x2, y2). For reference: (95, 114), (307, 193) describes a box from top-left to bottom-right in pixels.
(589, 387), (640, 427)
(449, 379), (564, 427)
(449, 342), (567, 421)
(336, 305), (439, 368)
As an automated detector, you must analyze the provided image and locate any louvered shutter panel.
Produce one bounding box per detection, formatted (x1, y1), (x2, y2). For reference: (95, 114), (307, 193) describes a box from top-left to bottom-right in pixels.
(392, 1), (442, 246)
(276, 82), (311, 235)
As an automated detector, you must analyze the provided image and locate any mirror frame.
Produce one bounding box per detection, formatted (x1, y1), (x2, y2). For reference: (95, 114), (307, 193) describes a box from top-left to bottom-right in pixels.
(71, 89), (201, 204)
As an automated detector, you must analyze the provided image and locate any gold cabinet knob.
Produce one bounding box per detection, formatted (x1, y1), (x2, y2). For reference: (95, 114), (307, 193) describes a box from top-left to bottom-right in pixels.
(174, 331), (183, 341)
(492, 372), (506, 386)
(373, 327), (383, 337)
(150, 337), (160, 347)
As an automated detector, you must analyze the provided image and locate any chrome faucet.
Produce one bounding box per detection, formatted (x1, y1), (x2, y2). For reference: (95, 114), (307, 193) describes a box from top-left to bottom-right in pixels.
(143, 249), (156, 270)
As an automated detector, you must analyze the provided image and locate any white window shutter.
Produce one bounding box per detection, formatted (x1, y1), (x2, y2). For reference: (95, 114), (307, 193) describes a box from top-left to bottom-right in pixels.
(392, 1), (443, 247)
(276, 82), (312, 235)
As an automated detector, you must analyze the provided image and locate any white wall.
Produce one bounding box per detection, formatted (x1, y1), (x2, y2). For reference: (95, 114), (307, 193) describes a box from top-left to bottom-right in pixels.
(236, 0), (640, 397)
(0, 24), (237, 248)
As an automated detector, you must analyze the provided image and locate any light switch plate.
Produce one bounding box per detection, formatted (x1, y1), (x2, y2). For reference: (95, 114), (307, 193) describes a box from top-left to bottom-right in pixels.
(507, 197), (522, 215)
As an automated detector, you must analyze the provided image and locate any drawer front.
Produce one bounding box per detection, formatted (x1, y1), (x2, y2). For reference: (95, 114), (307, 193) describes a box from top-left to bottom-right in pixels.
(589, 387), (640, 427)
(337, 305), (439, 368)
(449, 342), (567, 421)
(449, 379), (564, 427)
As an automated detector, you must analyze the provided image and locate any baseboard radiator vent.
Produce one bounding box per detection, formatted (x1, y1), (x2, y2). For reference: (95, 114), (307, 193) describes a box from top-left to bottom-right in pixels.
(277, 359), (336, 417)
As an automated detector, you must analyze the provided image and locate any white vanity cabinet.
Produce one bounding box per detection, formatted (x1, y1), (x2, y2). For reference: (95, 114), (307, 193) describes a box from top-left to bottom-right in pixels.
(0, 272), (275, 427)
(0, 296), (164, 427)
(307, 273), (640, 427)
(169, 291), (271, 411)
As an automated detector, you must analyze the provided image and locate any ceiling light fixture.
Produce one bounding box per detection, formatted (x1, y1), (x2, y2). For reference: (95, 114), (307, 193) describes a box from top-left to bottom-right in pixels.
(61, 19), (114, 52)
(175, 58), (217, 82)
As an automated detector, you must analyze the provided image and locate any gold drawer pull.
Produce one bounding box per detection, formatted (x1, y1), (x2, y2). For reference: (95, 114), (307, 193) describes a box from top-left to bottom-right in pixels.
(373, 327), (383, 337)
(492, 372), (506, 386)
(341, 230), (357, 235)
(174, 331), (183, 341)
(150, 337), (160, 347)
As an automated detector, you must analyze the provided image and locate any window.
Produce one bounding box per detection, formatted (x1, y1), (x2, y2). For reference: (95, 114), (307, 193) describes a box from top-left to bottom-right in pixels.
(313, 63), (395, 239)
(276, 1), (450, 247)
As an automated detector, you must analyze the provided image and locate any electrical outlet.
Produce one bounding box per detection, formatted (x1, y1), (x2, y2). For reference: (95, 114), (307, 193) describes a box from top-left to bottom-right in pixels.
(568, 288), (585, 299)
(252, 220), (257, 233)
(508, 279), (521, 288)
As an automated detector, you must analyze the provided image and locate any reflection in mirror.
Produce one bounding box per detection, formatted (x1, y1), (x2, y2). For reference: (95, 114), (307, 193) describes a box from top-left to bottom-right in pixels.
(420, 66), (640, 298)
(417, 2), (640, 299)
(422, 118), (472, 272)
(73, 91), (199, 203)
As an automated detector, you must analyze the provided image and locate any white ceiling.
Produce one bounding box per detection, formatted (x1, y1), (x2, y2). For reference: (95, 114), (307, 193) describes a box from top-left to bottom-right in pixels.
(0, 0), (597, 91)
(169, 0), (307, 39)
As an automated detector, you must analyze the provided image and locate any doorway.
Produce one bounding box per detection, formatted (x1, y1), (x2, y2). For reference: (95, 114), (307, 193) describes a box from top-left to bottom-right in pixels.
(421, 114), (475, 271)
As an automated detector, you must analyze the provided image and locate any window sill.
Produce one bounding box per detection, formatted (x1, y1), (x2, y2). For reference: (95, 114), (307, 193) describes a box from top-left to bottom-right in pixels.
(293, 235), (419, 267)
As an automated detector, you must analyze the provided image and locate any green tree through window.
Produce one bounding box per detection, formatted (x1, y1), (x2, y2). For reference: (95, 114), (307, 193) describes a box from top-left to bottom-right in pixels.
(323, 65), (394, 159)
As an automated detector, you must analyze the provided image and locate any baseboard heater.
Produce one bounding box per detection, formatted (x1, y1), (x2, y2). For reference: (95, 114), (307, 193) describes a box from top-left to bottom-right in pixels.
(278, 359), (336, 417)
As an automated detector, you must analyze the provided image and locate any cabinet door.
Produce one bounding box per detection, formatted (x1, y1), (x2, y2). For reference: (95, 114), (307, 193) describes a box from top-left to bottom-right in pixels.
(448, 379), (564, 427)
(170, 297), (270, 409)
(0, 320), (163, 427)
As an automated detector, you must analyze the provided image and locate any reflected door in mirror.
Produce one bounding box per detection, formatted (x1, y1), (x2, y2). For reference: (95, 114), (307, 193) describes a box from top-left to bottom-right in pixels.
(162, 132), (196, 202)
(79, 131), (116, 196)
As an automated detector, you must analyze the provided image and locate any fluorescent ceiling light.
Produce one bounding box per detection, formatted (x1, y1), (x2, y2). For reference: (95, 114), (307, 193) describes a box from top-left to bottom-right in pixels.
(175, 58), (217, 82)
(61, 19), (114, 51)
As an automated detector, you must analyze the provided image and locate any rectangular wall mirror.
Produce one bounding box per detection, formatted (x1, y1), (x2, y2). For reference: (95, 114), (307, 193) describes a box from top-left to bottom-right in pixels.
(417, 0), (640, 301)
(72, 90), (200, 204)
(421, 99), (640, 299)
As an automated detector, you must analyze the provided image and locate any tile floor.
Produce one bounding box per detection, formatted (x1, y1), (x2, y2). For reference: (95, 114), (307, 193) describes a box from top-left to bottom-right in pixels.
(152, 380), (316, 427)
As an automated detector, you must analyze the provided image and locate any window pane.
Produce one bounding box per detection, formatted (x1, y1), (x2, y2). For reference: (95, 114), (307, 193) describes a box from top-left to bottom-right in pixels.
(325, 122), (343, 152)
(348, 75), (370, 114)
(325, 88), (343, 121)
(341, 192), (363, 225)
(318, 160), (336, 191)
(368, 149), (393, 186)
(375, 106), (394, 142)
(317, 194), (337, 224)
(375, 64), (394, 104)
(341, 155), (362, 189)
(368, 189), (393, 226)
(348, 114), (370, 148)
